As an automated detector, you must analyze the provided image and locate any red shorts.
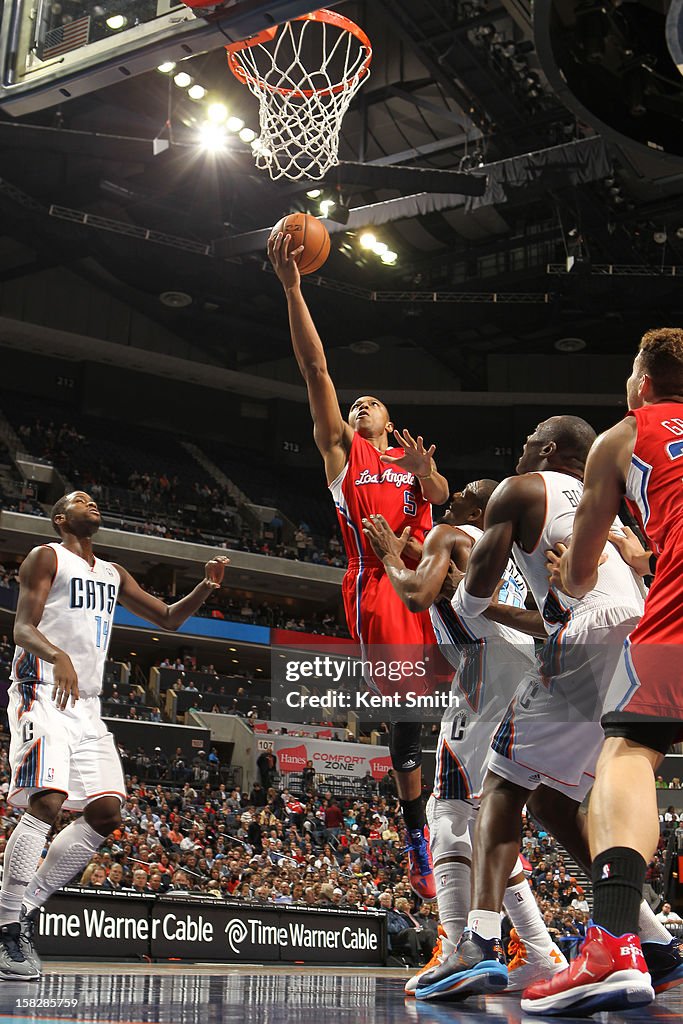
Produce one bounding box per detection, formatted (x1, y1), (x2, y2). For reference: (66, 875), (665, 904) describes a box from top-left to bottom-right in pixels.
(608, 522), (683, 720)
(342, 561), (448, 697)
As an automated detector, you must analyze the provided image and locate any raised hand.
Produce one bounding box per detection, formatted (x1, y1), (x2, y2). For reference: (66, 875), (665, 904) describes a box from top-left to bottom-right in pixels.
(267, 231), (304, 290)
(204, 555), (230, 589)
(362, 514), (410, 562)
(380, 428), (436, 479)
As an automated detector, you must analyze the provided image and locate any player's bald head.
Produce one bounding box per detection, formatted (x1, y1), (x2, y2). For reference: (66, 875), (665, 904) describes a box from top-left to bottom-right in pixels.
(536, 416), (597, 464)
(469, 479), (500, 512)
(517, 416), (596, 475)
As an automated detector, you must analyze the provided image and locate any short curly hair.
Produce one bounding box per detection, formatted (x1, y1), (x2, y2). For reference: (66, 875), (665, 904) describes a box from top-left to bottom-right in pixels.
(638, 328), (683, 394)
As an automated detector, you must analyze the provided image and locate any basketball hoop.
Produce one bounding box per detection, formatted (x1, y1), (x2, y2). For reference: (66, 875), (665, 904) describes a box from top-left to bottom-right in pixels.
(225, 8), (372, 181)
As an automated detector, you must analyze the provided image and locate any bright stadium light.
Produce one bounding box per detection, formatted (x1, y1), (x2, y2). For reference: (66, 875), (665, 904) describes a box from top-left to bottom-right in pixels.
(380, 250), (398, 265)
(306, 189), (322, 199)
(373, 241), (388, 256)
(106, 14), (127, 30)
(226, 115), (245, 132)
(199, 122), (227, 152)
(359, 232), (376, 250)
(173, 71), (193, 88)
(188, 84), (206, 100)
(207, 102), (228, 124)
(157, 61), (176, 74)
(239, 126), (256, 143)
(320, 199), (335, 217)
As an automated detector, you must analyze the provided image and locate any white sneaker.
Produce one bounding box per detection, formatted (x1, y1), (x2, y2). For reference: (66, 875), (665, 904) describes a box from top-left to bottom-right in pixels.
(405, 926), (455, 995)
(505, 928), (568, 992)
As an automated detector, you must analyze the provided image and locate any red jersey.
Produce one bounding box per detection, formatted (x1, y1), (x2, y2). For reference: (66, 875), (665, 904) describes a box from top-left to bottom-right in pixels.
(329, 432), (433, 570)
(626, 403), (683, 555)
(328, 432), (442, 695)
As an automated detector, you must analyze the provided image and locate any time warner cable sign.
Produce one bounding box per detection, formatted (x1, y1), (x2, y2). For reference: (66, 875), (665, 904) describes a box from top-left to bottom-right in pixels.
(36, 891), (387, 965)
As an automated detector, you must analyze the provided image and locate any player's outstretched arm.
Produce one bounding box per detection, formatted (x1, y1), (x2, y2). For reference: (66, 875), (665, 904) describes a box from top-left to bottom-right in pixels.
(452, 475), (533, 617)
(380, 428), (449, 505)
(560, 419), (635, 597)
(268, 231), (352, 482)
(14, 546), (80, 708)
(115, 556), (230, 631)
(362, 517), (469, 612)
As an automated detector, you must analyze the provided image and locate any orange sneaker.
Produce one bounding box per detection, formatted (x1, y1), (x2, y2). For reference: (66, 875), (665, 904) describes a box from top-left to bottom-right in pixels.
(505, 927), (567, 992)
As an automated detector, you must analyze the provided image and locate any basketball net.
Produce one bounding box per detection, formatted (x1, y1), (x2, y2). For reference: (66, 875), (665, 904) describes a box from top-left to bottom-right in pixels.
(226, 9), (372, 181)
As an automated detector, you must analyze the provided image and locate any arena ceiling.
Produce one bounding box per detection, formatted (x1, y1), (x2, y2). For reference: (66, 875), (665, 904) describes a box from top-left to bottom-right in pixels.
(1, 0), (683, 392)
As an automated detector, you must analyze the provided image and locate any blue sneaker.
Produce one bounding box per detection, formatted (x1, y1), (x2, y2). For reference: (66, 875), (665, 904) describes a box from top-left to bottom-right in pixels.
(643, 937), (683, 994)
(415, 929), (508, 1001)
(405, 825), (436, 901)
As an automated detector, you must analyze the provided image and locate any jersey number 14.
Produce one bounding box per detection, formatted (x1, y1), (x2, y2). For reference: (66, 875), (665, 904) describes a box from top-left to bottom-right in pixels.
(95, 616), (110, 648)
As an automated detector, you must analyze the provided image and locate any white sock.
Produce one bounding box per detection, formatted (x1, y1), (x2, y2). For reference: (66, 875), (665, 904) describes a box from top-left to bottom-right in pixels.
(22, 817), (103, 912)
(638, 898), (675, 945)
(468, 909), (501, 941)
(503, 878), (555, 951)
(434, 860), (471, 946)
(0, 814), (52, 925)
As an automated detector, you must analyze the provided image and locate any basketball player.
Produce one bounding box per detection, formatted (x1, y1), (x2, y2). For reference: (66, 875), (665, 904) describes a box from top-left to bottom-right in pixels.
(0, 491), (229, 979)
(269, 231), (449, 899)
(363, 483), (570, 994)
(412, 416), (677, 1001)
(523, 328), (683, 1014)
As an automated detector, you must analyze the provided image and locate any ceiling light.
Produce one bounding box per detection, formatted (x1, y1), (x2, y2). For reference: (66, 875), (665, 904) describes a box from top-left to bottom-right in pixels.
(676, 227), (683, 240)
(232, 659), (239, 664)
(188, 84), (206, 100)
(239, 126), (256, 143)
(106, 14), (127, 30)
(653, 229), (667, 245)
(160, 291), (192, 308)
(256, 667), (263, 672)
(157, 61), (176, 74)
(380, 250), (398, 265)
(130, 651), (137, 656)
(226, 115), (244, 132)
(555, 337), (587, 352)
(199, 122), (227, 152)
(151, 636), (160, 642)
(306, 189), (322, 199)
(174, 72), (192, 89)
(359, 232), (376, 250)
(251, 137), (270, 155)
(320, 199), (335, 217)
(207, 102), (228, 124)
(229, 647), (237, 652)
(372, 241), (388, 256)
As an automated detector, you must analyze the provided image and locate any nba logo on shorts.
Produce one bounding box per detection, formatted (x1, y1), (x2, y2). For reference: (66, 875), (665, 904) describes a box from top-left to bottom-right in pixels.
(47, 767), (54, 781)
(602, 863), (611, 879)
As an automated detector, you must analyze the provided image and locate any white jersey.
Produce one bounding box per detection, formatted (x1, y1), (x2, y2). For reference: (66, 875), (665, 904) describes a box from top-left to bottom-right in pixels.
(430, 524), (536, 802)
(512, 471), (644, 634)
(11, 543), (120, 697)
(430, 524), (530, 657)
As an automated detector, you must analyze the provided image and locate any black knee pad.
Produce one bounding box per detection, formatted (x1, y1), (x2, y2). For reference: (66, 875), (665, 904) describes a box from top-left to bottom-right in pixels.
(390, 721), (423, 772)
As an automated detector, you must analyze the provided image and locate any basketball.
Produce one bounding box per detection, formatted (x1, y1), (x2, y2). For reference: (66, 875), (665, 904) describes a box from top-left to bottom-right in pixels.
(270, 212), (331, 275)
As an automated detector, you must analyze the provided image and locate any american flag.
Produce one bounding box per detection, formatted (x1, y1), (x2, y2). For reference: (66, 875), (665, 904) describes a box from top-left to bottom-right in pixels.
(39, 15), (91, 60)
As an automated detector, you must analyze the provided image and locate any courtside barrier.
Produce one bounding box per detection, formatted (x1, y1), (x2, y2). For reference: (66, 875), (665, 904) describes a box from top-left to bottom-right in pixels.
(36, 889), (387, 965)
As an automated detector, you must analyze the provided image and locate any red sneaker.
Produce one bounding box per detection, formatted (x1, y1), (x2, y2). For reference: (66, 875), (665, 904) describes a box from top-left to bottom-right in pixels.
(405, 825), (436, 901)
(521, 926), (654, 1016)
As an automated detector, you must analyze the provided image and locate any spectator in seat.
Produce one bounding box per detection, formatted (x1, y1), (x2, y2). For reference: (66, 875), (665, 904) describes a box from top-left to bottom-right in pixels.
(657, 902), (683, 925)
(103, 863), (124, 891)
(129, 869), (152, 894)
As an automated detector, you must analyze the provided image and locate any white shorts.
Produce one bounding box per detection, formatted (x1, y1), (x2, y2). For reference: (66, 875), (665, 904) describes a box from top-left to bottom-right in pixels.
(488, 608), (641, 802)
(426, 794), (477, 864)
(7, 682), (126, 811)
(433, 636), (535, 803)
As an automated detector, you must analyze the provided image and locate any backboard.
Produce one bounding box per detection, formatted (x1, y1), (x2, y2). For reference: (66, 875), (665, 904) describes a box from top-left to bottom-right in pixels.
(0, 1), (323, 115)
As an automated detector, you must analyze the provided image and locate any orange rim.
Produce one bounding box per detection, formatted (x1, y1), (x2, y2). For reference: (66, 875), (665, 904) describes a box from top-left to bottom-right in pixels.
(226, 8), (372, 99)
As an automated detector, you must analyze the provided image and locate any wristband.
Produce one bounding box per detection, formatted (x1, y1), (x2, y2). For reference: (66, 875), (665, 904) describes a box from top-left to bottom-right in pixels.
(648, 553), (657, 576)
(451, 581), (491, 618)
